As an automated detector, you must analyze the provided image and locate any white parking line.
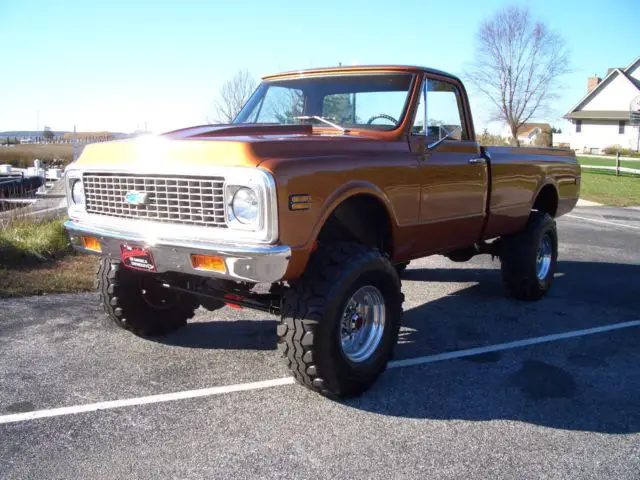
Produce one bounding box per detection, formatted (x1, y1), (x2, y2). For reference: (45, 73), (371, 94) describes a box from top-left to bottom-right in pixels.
(566, 214), (640, 231)
(388, 320), (640, 368)
(0, 377), (295, 425)
(1, 320), (639, 425)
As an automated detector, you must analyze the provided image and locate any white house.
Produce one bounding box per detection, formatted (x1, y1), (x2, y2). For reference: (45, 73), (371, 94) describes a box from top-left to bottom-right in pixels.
(564, 56), (640, 153)
(501, 123), (552, 146)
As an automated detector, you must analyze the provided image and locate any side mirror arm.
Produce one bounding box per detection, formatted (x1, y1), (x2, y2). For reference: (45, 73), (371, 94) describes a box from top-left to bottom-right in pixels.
(427, 135), (450, 151)
(426, 125), (461, 151)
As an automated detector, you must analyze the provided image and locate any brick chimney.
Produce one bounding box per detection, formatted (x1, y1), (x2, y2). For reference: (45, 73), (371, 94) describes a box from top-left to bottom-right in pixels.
(587, 75), (601, 93)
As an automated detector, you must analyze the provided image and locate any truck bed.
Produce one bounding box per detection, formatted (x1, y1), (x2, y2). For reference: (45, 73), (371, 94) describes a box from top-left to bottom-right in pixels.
(481, 146), (580, 239)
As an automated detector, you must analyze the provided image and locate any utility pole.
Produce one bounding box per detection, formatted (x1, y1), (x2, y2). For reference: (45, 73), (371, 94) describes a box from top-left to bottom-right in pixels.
(73, 125), (79, 162)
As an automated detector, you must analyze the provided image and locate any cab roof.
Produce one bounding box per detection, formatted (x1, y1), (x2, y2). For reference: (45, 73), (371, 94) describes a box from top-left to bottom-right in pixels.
(263, 65), (461, 83)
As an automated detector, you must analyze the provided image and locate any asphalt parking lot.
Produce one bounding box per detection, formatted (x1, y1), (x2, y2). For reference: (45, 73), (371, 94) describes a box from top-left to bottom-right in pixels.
(1, 205), (639, 479)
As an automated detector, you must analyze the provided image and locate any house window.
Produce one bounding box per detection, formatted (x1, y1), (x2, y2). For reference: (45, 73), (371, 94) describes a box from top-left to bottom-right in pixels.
(619, 121), (626, 134)
(576, 120), (582, 133)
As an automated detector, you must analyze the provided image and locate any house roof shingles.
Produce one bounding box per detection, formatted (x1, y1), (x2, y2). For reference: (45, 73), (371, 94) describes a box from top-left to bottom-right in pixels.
(622, 70), (640, 89)
(565, 110), (630, 120)
(517, 123), (551, 136)
(564, 56), (640, 121)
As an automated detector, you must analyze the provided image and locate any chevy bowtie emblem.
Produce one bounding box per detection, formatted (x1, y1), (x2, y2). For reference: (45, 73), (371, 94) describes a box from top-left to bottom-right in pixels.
(125, 191), (150, 206)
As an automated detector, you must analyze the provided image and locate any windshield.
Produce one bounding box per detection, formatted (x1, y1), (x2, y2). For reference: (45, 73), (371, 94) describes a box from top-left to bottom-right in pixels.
(234, 73), (414, 131)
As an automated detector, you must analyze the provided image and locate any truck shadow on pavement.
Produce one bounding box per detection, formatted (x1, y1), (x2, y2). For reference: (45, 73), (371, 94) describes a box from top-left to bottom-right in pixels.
(153, 320), (278, 350)
(347, 260), (640, 434)
(147, 259), (639, 433)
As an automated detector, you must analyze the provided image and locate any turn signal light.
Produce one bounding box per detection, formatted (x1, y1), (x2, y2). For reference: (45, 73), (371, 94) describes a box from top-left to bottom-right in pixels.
(191, 254), (226, 273)
(81, 236), (102, 253)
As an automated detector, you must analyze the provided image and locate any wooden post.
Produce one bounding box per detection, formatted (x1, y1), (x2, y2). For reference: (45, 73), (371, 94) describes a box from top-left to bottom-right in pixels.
(616, 151), (620, 177)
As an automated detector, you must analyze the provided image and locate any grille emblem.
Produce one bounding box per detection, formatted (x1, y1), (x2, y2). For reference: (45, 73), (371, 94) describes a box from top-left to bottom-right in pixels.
(125, 191), (150, 206)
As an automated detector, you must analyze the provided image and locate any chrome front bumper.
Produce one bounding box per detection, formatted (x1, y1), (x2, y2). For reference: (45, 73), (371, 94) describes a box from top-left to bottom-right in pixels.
(64, 220), (291, 283)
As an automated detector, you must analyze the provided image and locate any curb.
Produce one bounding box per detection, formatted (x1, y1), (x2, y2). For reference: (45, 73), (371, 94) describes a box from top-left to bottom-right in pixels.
(576, 199), (603, 207)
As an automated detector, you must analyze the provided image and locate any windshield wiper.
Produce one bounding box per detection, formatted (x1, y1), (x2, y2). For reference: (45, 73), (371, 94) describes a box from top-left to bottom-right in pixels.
(294, 116), (347, 132)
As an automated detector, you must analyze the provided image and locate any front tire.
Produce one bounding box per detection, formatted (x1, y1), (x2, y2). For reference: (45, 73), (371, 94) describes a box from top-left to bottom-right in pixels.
(500, 212), (558, 301)
(96, 257), (198, 336)
(395, 261), (410, 275)
(278, 243), (403, 398)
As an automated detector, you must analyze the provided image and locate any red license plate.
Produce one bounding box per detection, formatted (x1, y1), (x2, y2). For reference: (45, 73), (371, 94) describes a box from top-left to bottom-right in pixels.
(120, 244), (157, 272)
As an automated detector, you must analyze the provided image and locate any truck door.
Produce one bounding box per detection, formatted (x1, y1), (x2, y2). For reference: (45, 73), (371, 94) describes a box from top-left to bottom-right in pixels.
(408, 76), (488, 254)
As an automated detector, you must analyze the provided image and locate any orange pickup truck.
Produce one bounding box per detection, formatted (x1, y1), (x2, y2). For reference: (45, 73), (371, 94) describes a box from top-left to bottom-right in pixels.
(64, 65), (580, 398)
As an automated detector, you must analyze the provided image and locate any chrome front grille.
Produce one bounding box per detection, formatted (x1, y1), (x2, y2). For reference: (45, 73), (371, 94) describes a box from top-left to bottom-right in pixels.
(83, 173), (227, 228)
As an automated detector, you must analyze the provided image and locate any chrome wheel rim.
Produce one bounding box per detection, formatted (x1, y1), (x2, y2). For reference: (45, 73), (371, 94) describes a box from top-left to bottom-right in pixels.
(340, 285), (386, 363)
(536, 234), (553, 281)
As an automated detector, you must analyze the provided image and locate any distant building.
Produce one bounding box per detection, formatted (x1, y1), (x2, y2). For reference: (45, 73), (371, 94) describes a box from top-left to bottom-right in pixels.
(564, 56), (640, 153)
(501, 123), (552, 146)
(62, 131), (115, 142)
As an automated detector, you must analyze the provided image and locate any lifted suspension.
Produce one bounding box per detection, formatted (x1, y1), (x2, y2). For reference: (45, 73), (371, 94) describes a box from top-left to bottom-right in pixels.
(159, 279), (283, 315)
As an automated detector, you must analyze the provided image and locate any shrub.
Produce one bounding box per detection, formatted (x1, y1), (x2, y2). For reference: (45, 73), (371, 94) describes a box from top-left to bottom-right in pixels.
(603, 145), (640, 157)
(603, 145), (622, 155)
(533, 132), (552, 147)
(479, 129), (507, 146)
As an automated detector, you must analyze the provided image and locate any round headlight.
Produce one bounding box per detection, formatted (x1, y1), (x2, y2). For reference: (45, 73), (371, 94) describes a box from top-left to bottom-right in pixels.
(231, 187), (259, 224)
(71, 180), (85, 205)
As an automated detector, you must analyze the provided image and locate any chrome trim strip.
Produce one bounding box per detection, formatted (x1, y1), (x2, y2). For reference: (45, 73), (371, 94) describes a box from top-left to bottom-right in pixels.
(468, 157), (486, 164)
(65, 220), (290, 283)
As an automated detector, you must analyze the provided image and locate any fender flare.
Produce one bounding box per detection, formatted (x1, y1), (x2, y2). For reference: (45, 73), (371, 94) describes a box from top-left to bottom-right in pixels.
(531, 177), (559, 215)
(309, 180), (398, 249)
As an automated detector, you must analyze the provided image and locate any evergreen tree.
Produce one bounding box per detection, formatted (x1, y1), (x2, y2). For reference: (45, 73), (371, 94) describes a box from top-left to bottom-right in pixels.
(323, 94), (356, 123)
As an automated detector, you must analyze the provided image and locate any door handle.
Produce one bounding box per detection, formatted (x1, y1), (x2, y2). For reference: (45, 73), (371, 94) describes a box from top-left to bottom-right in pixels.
(468, 157), (486, 164)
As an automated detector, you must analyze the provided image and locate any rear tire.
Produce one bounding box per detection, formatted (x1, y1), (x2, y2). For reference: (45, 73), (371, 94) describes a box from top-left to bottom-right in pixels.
(96, 257), (198, 336)
(278, 243), (403, 398)
(500, 212), (558, 301)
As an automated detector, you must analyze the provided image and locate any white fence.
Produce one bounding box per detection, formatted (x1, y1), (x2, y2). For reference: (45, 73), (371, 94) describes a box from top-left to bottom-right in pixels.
(579, 153), (640, 162)
(580, 151), (640, 176)
(581, 164), (640, 175)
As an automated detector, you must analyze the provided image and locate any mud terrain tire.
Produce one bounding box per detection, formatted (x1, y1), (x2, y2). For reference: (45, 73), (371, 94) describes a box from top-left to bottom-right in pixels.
(278, 243), (403, 398)
(96, 257), (198, 337)
(500, 212), (558, 301)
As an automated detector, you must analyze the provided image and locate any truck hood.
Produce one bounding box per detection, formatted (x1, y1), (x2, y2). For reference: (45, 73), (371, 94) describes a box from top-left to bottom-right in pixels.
(71, 123), (384, 171)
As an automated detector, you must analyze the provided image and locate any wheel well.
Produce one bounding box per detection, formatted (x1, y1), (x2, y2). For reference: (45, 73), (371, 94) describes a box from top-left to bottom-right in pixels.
(533, 184), (558, 217)
(317, 194), (393, 254)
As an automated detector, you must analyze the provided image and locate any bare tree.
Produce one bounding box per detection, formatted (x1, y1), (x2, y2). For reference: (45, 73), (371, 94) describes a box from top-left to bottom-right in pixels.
(465, 6), (569, 146)
(210, 69), (257, 124)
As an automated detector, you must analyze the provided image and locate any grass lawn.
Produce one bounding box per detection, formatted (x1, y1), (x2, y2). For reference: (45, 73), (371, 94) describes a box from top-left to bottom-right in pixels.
(580, 171), (640, 207)
(577, 156), (640, 170)
(0, 218), (96, 297)
(0, 255), (96, 298)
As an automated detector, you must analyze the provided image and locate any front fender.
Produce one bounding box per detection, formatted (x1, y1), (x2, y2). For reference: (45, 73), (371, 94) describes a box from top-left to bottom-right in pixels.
(310, 180), (397, 248)
(279, 180), (398, 281)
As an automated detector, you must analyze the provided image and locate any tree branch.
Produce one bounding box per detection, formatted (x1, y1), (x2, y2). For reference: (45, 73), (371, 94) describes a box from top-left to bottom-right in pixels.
(463, 5), (569, 145)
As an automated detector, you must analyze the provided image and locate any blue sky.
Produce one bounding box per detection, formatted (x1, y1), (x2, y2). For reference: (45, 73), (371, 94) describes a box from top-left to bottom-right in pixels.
(1, 0), (638, 133)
